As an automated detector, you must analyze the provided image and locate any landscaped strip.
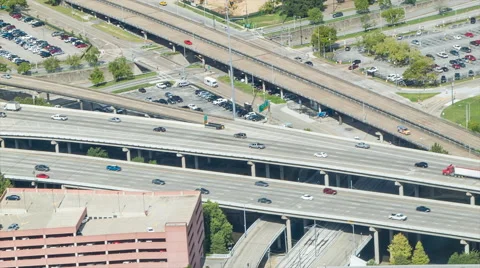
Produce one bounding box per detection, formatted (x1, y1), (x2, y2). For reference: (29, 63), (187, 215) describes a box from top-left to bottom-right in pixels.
(111, 83), (153, 94)
(91, 72), (157, 89)
(217, 76), (285, 104)
(397, 92), (440, 102)
(442, 95), (480, 128)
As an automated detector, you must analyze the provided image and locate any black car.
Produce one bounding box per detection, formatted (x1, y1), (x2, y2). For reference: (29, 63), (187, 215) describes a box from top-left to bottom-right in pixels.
(416, 206), (431, 212)
(164, 92), (173, 98)
(163, 81), (172, 87)
(6, 195), (21, 201)
(255, 181), (269, 187)
(441, 67), (449, 72)
(468, 70), (474, 77)
(333, 12), (343, 18)
(460, 47), (472, 53)
(345, 46), (351, 51)
(195, 188), (210, 195)
(35, 164), (50, 172)
(153, 127), (166, 132)
(234, 132), (247, 139)
(138, 88), (146, 93)
(39, 51), (51, 58)
(304, 61), (313, 66)
(414, 162), (428, 168)
(0, 112), (6, 118)
(171, 95), (183, 103)
(450, 50), (459, 56)
(23, 17), (34, 23)
(167, 98), (176, 104)
(157, 99), (168, 104)
(441, 75), (447, 83)
(152, 179), (166, 185)
(258, 197), (272, 204)
(352, 59), (361, 65)
(194, 107), (203, 112)
(32, 21), (45, 27)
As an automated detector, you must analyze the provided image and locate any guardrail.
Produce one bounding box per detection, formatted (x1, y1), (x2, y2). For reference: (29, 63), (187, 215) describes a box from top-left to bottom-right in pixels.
(229, 217), (261, 257)
(63, 0), (479, 154)
(254, 223), (285, 268)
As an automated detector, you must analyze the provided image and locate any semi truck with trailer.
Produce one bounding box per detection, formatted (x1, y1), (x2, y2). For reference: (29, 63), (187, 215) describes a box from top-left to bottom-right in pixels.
(442, 165), (480, 179)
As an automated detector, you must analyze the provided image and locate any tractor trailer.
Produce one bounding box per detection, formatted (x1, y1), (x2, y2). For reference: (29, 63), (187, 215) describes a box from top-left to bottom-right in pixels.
(442, 165), (480, 179)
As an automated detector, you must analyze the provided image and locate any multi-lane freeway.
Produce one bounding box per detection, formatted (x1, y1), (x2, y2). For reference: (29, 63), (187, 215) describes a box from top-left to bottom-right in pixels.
(0, 148), (479, 242)
(1, 105), (480, 195)
(61, 0), (480, 156)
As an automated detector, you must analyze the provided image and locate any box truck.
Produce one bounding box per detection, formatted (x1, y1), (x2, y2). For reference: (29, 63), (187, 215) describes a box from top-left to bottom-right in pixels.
(3, 101), (21, 111)
(442, 164), (480, 179)
(204, 77), (218, 87)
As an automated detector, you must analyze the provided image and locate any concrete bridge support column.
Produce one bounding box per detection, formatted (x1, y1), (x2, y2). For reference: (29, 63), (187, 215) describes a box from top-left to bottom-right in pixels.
(137, 150), (142, 158)
(369, 227), (380, 264)
(248, 161), (256, 177)
(461, 240), (470, 254)
(14, 139), (19, 149)
(177, 153), (186, 168)
(148, 151), (153, 160)
(194, 156), (199, 169)
(303, 219), (309, 234)
(347, 175), (352, 188)
(67, 143), (72, 154)
(414, 185), (419, 197)
(207, 157), (211, 165)
(79, 143), (83, 150)
(280, 88), (284, 100)
(338, 114), (343, 125)
(322, 171), (329, 187)
(276, 236), (282, 249)
(244, 73), (248, 84)
(375, 132), (383, 143)
(107, 17), (111, 24)
(262, 81), (266, 93)
(282, 215), (292, 253)
(416, 233), (421, 242)
(0, 138), (4, 148)
(389, 229), (393, 243)
(466, 192), (475, 205)
(51, 141), (59, 153)
(336, 174), (341, 187)
(78, 99), (83, 110)
(46, 93), (50, 102)
(28, 140), (32, 148)
(429, 187), (435, 197)
(265, 164), (270, 178)
(122, 148), (131, 161)
(279, 166), (284, 180)
(395, 181), (404, 196)
(143, 31), (147, 40)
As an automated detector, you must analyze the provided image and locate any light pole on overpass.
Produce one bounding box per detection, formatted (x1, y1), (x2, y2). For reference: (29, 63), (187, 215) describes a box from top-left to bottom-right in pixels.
(225, 0), (237, 119)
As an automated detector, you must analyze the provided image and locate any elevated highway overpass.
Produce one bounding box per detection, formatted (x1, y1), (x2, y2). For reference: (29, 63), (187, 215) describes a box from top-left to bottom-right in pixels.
(1, 106), (479, 197)
(61, 0), (480, 156)
(1, 149), (479, 257)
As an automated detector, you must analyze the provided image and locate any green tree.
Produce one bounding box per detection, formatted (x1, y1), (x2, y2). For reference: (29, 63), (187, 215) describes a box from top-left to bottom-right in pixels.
(378, 0), (392, 9)
(360, 14), (376, 32)
(259, 0), (275, 14)
(404, 0), (416, 5)
(89, 67), (105, 86)
(84, 46), (100, 66)
(45, 0), (61, 5)
(412, 241), (430, 264)
(0, 173), (12, 195)
(311, 25), (337, 53)
(448, 250), (480, 264)
(403, 56), (436, 82)
(86, 147), (109, 158)
(17, 62), (31, 75)
(281, 0), (325, 17)
(43, 57), (60, 73)
(468, 121), (480, 132)
(430, 142), (449, 154)
(307, 7), (323, 24)
(203, 200), (233, 254)
(362, 30), (386, 53)
(14, 96), (51, 106)
(108, 57), (133, 81)
(381, 7), (406, 26)
(0, 63), (10, 72)
(132, 156), (145, 163)
(366, 259), (378, 265)
(148, 160), (157, 164)
(388, 233), (412, 264)
(394, 255), (411, 265)
(66, 55), (82, 69)
(354, 0), (369, 13)
(0, 0), (28, 11)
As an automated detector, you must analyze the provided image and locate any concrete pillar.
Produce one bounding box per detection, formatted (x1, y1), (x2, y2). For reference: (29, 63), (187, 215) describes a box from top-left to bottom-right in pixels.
(303, 219), (309, 234)
(280, 88), (284, 99)
(461, 240), (470, 254)
(148, 150), (153, 159)
(79, 143), (83, 150)
(395, 181), (404, 196)
(79, 100), (83, 110)
(122, 148), (131, 161)
(338, 114), (343, 125)
(335, 174), (341, 187)
(466, 192), (475, 205)
(46, 93), (50, 101)
(347, 175), (352, 188)
(244, 73), (248, 84)
(0, 138), (4, 148)
(414, 185), (419, 197)
(51, 140), (59, 153)
(143, 31), (147, 40)
(67, 143), (72, 154)
(369, 227), (380, 264)
(322, 171), (329, 187)
(194, 156), (199, 169)
(14, 139), (19, 149)
(429, 187), (435, 197)
(280, 166), (284, 180)
(137, 150), (142, 158)
(248, 161), (256, 177)
(177, 153), (186, 168)
(375, 132), (384, 143)
(282, 216), (292, 252)
(28, 139), (32, 148)
(265, 164), (270, 178)
(207, 157), (211, 164)
(262, 81), (266, 93)
(276, 236), (282, 249)
(416, 233), (421, 242)
(113, 108), (117, 114)
(389, 229), (393, 243)
(172, 44), (176, 52)
(107, 17), (111, 24)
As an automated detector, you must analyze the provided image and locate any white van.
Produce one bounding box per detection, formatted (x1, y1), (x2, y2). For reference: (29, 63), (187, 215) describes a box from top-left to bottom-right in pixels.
(204, 77), (218, 88)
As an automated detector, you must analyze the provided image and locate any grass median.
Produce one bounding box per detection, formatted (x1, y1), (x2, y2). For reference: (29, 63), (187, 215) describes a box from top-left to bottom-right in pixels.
(111, 83), (153, 94)
(217, 76), (285, 104)
(397, 92), (439, 102)
(442, 95), (480, 128)
(91, 72), (157, 89)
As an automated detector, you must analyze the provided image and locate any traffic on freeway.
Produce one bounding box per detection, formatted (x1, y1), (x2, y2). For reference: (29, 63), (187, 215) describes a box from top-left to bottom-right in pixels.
(62, 0), (480, 155)
(1, 148), (479, 242)
(1, 105), (480, 194)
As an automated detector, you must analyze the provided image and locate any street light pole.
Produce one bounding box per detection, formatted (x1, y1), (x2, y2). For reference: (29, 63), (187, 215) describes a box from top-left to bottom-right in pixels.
(451, 82), (454, 105)
(243, 204), (247, 237)
(225, 0), (237, 119)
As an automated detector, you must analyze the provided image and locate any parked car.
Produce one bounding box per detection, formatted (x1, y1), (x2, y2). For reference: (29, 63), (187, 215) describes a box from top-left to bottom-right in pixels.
(411, 40), (421, 45)
(31, 21), (45, 27)
(138, 87), (146, 93)
(465, 55), (476, 61)
(0, 112), (6, 118)
(348, 64), (359, 70)
(460, 47), (471, 53)
(304, 61), (313, 66)
(449, 50), (459, 56)
(332, 12), (343, 18)
(465, 32), (474, 38)
(6, 195), (21, 201)
(7, 223), (19, 231)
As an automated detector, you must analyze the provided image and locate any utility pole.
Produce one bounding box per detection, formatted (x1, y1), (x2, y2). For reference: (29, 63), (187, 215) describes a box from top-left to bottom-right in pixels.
(451, 82), (454, 105)
(225, 0), (236, 119)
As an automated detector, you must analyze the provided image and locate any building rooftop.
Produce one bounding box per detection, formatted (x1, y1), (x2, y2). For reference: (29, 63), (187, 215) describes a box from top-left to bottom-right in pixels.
(0, 189), (200, 235)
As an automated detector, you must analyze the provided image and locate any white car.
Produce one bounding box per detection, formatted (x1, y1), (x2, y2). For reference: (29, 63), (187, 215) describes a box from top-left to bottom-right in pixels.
(156, 83), (167, 89)
(188, 104), (198, 110)
(367, 67), (378, 73)
(51, 114), (68, 121)
(435, 66), (444, 73)
(314, 152), (328, 158)
(453, 35), (462, 40)
(436, 52), (448, 58)
(388, 213), (407, 221)
(1, 74), (11, 79)
(301, 194), (314, 200)
(108, 117), (121, 123)
(386, 74), (401, 81)
(453, 44), (462, 50)
(213, 98), (227, 105)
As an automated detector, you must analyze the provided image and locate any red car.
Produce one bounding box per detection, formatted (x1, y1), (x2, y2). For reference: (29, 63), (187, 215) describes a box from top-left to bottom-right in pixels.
(323, 188), (337, 195)
(10, 13), (21, 19)
(348, 64), (359, 70)
(465, 55), (477, 61)
(451, 64), (461, 69)
(76, 43), (88, 48)
(465, 32), (474, 38)
(36, 173), (50, 179)
(184, 40), (192, 45)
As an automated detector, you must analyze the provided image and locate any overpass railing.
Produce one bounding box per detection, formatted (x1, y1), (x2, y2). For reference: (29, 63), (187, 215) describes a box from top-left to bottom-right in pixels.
(229, 217), (262, 257)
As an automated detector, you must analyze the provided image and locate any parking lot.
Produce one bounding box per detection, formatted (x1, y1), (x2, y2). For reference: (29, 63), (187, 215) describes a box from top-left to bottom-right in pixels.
(0, 13), (86, 65)
(335, 21), (480, 84)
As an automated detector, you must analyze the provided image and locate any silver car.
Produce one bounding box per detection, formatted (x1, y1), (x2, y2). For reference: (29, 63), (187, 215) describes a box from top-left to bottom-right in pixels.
(249, 143), (266, 149)
(355, 142), (370, 149)
(108, 117), (121, 123)
(51, 114), (68, 121)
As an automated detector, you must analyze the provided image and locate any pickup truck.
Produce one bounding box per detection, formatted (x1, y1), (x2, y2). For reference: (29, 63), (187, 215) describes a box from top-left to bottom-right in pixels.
(388, 213), (407, 221)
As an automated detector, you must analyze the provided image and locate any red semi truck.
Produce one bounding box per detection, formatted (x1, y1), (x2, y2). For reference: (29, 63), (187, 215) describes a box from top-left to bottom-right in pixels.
(442, 165), (480, 179)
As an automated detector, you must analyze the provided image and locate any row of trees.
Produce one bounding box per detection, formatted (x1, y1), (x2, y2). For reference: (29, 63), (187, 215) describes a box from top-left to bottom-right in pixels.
(89, 56), (133, 86)
(387, 233), (429, 264)
(355, 0), (416, 14)
(0, 0), (27, 11)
